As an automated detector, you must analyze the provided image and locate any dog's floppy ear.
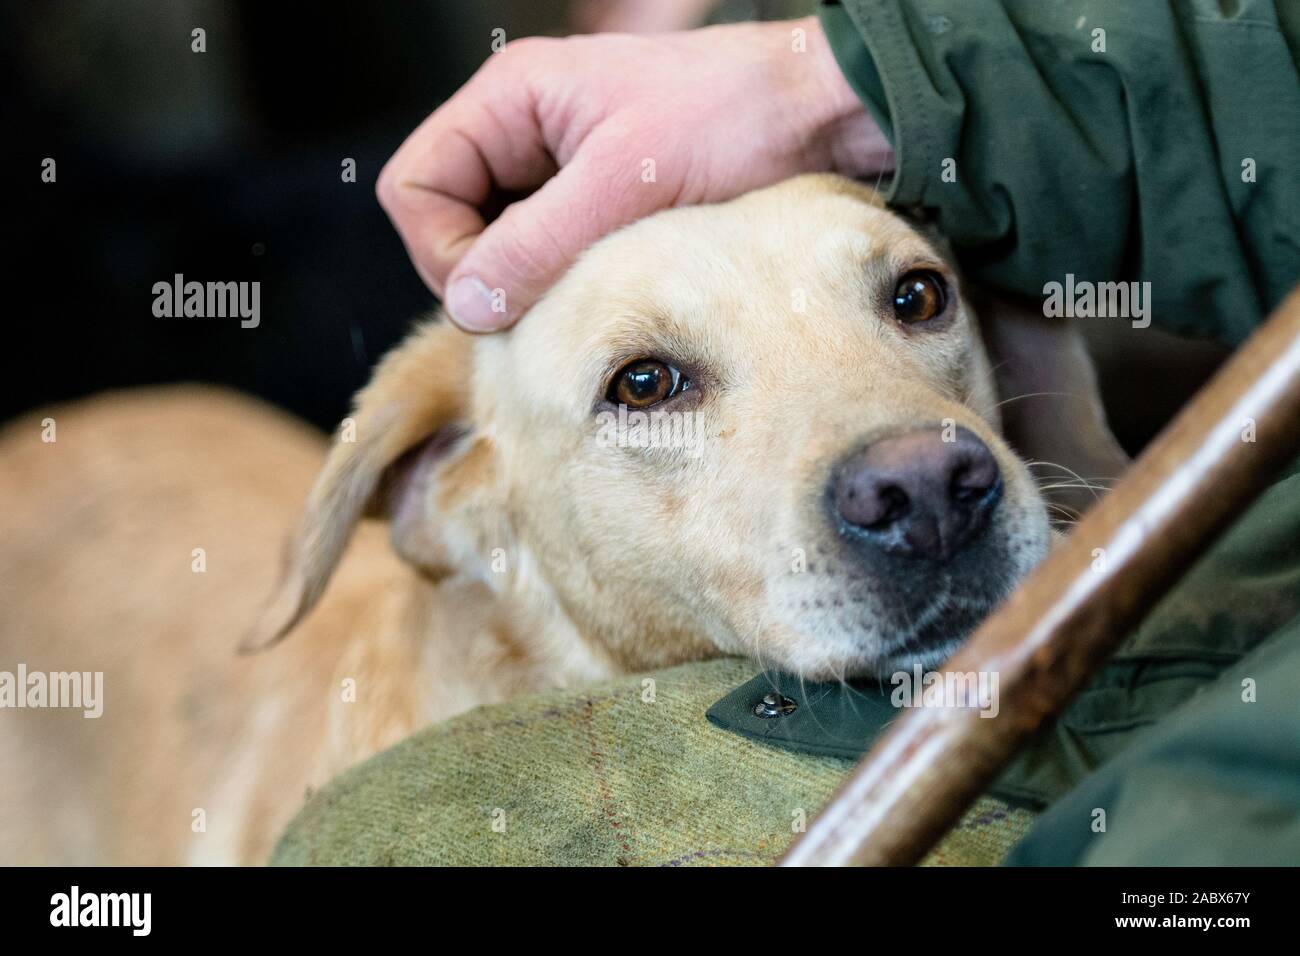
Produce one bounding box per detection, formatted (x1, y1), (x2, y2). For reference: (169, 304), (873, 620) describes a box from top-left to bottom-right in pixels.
(973, 288), (1131, 521)
(241, 318), (477, 652)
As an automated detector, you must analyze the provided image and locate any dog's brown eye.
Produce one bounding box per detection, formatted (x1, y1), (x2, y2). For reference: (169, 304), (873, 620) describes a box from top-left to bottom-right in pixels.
(893, 270), (947, 324)
(608, 360), (688, 408)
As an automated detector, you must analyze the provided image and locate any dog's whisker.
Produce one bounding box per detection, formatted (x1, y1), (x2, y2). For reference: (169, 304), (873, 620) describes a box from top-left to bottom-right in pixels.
(1035, 482), (1113, 494)
(1024, 459), (1116, 506)
(1032, 475), (1118, 489)
(990, 390), (1078, 411)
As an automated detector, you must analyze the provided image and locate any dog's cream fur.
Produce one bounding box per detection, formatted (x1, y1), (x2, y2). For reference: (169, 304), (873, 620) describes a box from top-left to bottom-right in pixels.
(0, 175), (1126, 865)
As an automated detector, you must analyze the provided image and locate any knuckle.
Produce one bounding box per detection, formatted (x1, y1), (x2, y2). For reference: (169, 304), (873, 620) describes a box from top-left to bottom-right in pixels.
(498, 35), (549, 61)
(486, 35), (566, 84)
(374, 163), (397, 211)
(375, 156), (408, 215)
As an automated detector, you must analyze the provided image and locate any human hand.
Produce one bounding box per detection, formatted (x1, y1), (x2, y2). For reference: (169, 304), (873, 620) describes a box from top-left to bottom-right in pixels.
(377, 15), (892, 332)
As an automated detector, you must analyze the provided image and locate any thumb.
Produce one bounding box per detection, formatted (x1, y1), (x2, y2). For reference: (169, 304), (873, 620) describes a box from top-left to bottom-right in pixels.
(444, 140), (673, 332)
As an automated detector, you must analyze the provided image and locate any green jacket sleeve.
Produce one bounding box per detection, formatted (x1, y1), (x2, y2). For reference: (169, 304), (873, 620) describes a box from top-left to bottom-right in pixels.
(1004, 614), (1300, 866)
(819, 0), (1300, 344)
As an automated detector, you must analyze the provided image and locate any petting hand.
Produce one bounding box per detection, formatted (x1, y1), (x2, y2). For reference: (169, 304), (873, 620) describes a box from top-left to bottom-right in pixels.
(377, 15), (892, 332)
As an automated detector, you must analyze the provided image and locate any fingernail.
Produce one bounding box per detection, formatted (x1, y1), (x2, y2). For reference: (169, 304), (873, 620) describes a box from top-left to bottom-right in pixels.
(446, 275), (506, 332)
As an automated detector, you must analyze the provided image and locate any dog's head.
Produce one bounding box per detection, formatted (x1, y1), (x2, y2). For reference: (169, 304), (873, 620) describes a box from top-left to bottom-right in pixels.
(250, 175), (1057, 679)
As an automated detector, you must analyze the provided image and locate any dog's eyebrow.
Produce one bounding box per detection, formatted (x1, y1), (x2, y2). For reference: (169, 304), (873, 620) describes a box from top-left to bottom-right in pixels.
(601, 335), (702, 378)
(581, 315), (711, 399)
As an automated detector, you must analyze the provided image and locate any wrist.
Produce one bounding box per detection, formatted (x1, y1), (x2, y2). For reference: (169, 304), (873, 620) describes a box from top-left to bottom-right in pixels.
(797, 14), (894, 179)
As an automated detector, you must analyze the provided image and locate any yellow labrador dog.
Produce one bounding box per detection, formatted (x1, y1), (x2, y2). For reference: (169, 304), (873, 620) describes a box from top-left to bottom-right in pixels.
(0, 175), (1126, 865)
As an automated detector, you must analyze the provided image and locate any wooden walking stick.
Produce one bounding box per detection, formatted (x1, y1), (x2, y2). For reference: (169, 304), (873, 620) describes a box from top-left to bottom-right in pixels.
(781, 286), (1300, 867)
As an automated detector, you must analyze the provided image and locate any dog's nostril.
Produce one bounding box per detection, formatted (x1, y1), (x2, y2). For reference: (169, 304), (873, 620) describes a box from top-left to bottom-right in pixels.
(951, 458), (999, 503)
(834, 470), (912, 530)
(873, 485), (910, 527)
(831, 426), (1002, 562)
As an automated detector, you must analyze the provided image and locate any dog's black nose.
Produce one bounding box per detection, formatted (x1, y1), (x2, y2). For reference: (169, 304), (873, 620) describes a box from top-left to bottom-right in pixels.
(832, 427), (1002, 562)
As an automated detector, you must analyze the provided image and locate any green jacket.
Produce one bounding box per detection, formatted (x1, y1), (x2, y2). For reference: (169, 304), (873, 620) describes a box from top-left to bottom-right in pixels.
(820, 0), (1300, 344)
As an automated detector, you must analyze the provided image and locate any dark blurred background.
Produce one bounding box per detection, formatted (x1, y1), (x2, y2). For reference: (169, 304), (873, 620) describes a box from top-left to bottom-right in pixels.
(4, 0), (1225, 449)
(4, 0), (811, 434)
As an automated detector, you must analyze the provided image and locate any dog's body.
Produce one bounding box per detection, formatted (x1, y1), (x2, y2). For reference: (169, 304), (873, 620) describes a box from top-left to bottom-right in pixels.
(0, 176), (1126, 864)
(0, 389), (586, 864)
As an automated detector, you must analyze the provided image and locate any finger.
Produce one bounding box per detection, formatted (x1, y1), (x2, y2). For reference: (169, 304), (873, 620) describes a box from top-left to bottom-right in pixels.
(444, 130), (676, 331)
(376, 57), (558, 296)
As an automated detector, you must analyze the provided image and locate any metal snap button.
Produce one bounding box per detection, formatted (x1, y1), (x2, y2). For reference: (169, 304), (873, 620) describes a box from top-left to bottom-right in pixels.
(753, 691), (797, 718)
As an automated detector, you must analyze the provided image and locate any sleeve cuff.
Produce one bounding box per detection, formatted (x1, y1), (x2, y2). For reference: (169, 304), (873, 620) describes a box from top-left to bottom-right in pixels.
(817, 0), (934, 207)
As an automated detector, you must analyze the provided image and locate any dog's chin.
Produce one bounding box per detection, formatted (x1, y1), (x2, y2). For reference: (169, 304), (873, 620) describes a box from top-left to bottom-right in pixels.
(783, 600), (996, 682)
(866, 639), (965, 679)
(866, 599), (996, 677)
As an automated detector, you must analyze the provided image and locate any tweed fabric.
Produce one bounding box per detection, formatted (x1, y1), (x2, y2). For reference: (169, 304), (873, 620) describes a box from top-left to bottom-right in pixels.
(272, 657), (1034, 866)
